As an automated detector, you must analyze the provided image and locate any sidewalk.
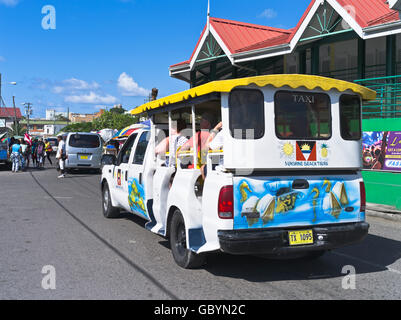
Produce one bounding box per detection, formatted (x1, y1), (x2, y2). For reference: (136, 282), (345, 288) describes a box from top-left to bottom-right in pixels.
(366, 203), (401, 223)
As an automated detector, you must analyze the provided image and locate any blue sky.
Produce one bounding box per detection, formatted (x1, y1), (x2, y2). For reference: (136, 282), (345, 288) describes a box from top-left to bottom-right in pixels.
(0, 0), (310, 118)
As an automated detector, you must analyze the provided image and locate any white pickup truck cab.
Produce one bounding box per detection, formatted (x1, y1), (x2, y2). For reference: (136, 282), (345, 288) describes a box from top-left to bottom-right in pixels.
(101, 75), (376, 269)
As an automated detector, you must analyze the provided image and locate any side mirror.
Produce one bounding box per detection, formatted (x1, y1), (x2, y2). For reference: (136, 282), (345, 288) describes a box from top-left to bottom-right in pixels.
(101, 154), (116, 166)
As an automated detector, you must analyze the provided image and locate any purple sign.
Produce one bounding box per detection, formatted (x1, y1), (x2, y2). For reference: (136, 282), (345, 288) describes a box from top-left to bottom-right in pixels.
(383, 132), (401, 172)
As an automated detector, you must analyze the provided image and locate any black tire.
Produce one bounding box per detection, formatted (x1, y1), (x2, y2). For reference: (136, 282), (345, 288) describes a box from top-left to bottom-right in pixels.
(169, 210), (206, 269)
(102, 182), (120, 218)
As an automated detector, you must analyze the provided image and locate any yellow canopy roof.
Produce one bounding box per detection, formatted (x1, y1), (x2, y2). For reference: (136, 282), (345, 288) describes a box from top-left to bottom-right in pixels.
(130, 74), (377, 115)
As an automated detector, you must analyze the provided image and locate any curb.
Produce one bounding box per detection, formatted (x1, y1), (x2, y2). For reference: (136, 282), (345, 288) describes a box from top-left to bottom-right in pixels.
(366, 210), (401, 223)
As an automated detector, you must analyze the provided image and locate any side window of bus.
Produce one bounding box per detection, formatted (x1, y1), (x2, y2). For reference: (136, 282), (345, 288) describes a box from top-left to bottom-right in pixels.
(117, 133), (137, 165)
(275, 91), (331, 140)
(340, 95), (361, 140)
(229, 89), (265, 139)
(133, 131), (150, 165)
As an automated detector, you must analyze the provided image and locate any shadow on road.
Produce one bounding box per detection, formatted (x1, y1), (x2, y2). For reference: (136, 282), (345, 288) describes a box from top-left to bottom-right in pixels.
(109, 207), (401, 281)
(201, 234), (401, 282)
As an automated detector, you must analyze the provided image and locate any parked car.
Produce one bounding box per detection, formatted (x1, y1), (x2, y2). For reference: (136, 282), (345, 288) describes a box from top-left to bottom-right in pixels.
(65, 132), (103, 172)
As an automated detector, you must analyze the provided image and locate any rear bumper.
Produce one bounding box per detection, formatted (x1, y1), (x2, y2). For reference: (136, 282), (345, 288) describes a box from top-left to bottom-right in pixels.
(66, 160), (101, 169)
(218, 222), (369, 256)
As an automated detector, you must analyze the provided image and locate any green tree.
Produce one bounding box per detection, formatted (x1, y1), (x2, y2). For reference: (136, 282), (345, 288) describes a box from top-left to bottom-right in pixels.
(10, 122), (26, 136)
(62, 111), (139, 133)
(55, 114), (70, 122)
(109, 106), (126, 114)
(62, 122), (94, 133)
(92, 111), (139, 131)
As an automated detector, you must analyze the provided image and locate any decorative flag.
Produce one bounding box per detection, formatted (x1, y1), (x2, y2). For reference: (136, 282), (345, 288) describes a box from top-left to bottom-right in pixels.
(296, 141), (317, 161)
(24, 133), (32, 146)
(0, 132), (7, 143)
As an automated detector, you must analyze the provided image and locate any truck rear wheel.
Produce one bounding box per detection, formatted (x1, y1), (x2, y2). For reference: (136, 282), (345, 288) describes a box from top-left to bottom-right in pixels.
(169, 209), (206, 269)
(102, 182), (120, 218)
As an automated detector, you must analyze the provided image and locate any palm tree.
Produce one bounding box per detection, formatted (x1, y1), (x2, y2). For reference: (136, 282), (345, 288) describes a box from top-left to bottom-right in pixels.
(10, 122), (26, 137)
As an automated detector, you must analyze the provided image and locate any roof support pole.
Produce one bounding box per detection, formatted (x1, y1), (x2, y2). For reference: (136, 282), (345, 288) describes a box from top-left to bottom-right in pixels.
(168, 111), (173, 167)
(311, 44), (320, 75)
(190, 70), (197, 88)
(357, 38), (366, 80)
(231, 66), (238, 79)
(299, 49), (307, 75)
(386, 35), (396, 77)
(210, 61), (217, 81)
(386, 35), (397, 117)
(191, 105), (197, 169)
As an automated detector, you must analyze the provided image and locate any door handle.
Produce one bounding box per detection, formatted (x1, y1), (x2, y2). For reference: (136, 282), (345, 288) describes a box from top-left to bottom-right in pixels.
(139, 173), (142, 185)
(292, 179), (309, 190)
(125, 170), (128, 182)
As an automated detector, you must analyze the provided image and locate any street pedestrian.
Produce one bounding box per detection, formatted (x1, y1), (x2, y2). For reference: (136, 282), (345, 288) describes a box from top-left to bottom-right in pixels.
(10, 140), (22, 173)
(20, 139), (27, 171)
(56, 135), (67, 178)
(25, 144), (32, 168)
(43, 139), (53, 166)
(31, 139), (38, 167)
(36, 139), (45, 169)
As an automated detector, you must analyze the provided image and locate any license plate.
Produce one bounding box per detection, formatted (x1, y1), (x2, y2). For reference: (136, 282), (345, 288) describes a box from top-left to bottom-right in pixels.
(288, 230), (314, 246)
(80, 155), (89, 160)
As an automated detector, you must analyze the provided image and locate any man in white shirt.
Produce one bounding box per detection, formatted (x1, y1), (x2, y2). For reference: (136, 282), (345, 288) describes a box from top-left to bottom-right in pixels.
(56, 135), (67, 178)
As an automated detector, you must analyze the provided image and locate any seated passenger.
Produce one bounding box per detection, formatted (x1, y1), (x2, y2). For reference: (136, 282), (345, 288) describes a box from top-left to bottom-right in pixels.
(206, 121), (223, 151)
(201, 121), (223, 180)
(155, 119), (188, 166)
(180, 113), (215, 167)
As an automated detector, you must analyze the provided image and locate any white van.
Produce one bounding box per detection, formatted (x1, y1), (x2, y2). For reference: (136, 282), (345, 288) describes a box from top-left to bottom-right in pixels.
(100, 75), (376, 269)
(65, 132), (103, 172)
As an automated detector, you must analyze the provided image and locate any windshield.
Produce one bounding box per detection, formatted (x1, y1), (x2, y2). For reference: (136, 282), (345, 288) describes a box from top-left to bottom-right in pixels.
(340, 95), (361, 140)
(275, 91), (331, 140)
(47, 139), (58, 146)
(69, 134), (100, 148)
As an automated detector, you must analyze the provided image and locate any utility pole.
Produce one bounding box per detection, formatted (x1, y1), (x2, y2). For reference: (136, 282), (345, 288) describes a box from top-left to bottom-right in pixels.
(0, 73), (5, 108)
(12, 96), (18, 136)
(22, 102), (33, 134)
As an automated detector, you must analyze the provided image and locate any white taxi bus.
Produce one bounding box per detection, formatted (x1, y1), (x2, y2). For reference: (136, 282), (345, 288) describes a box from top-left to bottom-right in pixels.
(100, 75), (376, 269)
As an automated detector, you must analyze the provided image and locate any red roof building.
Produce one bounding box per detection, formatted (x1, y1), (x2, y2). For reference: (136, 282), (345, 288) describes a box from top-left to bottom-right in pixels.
(0, 107), (22, 119)
(169, 0), (401, 88)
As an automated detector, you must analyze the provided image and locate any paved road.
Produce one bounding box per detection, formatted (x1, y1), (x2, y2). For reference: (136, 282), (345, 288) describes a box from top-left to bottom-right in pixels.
(0, 162), (400, 300)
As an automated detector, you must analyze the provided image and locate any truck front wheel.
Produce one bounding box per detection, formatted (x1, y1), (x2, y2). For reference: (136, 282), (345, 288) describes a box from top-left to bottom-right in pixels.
(102, 182), (120, 218)
(169, 209), (206, 269)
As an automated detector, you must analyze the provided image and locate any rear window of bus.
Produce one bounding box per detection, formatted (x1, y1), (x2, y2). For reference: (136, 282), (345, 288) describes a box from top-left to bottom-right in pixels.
(339, 94), (361, 141)
(69, 134), (100, 148)
(275, 91), (331, 140)
(229, 89), (265, 140)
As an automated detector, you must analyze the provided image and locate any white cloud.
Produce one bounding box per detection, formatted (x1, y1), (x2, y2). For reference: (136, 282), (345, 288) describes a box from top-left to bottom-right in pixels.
(53, 78), (100, 94)
(118, 72), (149, 97)
(259, 8), (277, 19)
(65, 92), (118, 105)
(0, 56), (5, 62)
(0, 0), (19, 7)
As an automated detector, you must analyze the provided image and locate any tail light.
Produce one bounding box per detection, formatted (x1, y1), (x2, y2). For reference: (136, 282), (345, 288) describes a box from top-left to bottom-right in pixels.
(218, 186), (234, 219)
(360, 181), (366, 212)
